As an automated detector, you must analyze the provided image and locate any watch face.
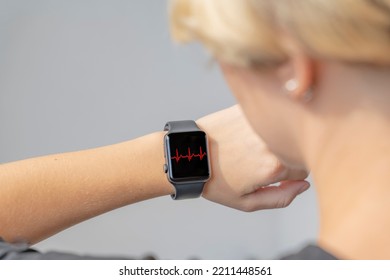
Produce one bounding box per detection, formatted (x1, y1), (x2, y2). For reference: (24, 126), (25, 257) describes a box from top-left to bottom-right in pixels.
(166, 131), (210, 181)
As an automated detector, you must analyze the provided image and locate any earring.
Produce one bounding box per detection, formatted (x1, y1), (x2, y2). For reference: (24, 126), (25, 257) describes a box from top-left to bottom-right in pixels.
(285, 79), (298, 92)
(284, 79), (313, 103)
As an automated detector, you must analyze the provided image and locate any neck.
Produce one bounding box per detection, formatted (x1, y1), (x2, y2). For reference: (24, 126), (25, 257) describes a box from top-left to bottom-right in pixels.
(306, 64), (390, 259)
(313, 121), (390, 259)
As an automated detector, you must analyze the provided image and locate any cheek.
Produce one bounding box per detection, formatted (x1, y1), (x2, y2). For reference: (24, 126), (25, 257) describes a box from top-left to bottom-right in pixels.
(238, 91), (303, 168)
(222, 67), (279, 143)
(235, 88), (283, 153)
(221, 65), (304, 168)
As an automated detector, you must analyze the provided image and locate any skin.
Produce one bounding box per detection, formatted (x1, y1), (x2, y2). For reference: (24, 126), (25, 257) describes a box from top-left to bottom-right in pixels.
(219, 39), (390, 259)
(0, 105), (308, 245)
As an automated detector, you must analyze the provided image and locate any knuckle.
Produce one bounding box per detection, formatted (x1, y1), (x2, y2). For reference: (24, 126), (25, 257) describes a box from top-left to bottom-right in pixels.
(289, 169), (309, 180)
(267, 157), (286, 181)
(239, 201), (257, 213)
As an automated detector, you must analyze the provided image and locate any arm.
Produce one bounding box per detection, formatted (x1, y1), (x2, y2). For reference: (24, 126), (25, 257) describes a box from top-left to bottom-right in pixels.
(0, 105), (309, 245)
(0, 132), (172, 244)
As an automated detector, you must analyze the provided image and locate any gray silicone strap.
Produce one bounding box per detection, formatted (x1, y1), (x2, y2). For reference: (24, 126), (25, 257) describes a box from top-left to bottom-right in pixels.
(170, 182), (205, 200)
(164, 120), (200, 133)
(164, 120), (205, 200)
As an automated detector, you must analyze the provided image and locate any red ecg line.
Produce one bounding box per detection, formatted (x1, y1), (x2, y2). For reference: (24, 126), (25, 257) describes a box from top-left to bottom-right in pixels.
(171, 147), (207, 163)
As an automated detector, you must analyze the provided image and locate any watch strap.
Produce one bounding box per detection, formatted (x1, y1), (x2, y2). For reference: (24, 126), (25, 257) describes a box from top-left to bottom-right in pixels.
(164, 120), (200, 133)
(170, 182), (205, 200)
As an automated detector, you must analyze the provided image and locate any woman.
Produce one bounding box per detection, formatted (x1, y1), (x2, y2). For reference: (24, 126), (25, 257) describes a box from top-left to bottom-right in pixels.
(2, 0), (389, 259)
(170, 0), (390, 259)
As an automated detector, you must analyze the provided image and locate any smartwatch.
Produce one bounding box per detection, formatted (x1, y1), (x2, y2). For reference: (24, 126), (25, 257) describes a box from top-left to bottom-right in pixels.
(163, 120), (211, 200)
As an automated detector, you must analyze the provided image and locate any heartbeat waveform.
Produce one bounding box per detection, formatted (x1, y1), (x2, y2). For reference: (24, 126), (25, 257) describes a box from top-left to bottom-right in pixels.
(171, 147), (207, 163)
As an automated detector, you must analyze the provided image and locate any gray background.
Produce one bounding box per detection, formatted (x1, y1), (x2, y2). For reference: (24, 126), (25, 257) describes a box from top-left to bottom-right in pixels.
(0, 0), (318, 259)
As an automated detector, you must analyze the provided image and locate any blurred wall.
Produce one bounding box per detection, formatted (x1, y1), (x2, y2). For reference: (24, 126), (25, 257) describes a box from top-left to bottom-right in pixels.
(0, 0), (318, 259)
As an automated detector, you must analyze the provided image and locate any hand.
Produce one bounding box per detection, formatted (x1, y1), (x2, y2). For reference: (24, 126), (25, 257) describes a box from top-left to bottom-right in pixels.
(197, 105), (309, 212)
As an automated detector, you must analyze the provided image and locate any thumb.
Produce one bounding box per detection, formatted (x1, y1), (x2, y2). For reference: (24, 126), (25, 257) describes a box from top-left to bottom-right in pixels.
(243, 180), (310, 211)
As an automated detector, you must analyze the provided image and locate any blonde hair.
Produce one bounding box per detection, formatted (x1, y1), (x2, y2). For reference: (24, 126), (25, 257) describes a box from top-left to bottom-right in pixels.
(170, 0), (390, 67)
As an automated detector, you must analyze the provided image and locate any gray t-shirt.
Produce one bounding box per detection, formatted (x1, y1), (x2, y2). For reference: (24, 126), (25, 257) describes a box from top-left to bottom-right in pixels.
(281, 245), (337, 260)
(0, 238), (131, 259)
(0, 238), (336, 260)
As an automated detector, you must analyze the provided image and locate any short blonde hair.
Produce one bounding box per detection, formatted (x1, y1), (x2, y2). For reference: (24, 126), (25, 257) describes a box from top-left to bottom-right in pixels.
(170, 0), (390, 67)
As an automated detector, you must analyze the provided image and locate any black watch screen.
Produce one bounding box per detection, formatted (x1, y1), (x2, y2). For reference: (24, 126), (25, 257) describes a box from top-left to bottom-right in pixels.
(165, 131), (210, 181)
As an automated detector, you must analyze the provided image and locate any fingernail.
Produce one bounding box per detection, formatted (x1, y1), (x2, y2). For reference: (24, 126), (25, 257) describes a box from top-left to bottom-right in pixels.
(297, 181), (310, 195)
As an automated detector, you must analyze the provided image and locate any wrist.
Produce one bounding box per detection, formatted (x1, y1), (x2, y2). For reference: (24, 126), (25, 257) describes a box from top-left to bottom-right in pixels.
(163, 121), (211, 199)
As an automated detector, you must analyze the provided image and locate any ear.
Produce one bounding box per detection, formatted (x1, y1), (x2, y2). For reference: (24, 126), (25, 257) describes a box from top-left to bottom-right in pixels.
(277, 43), (315, 102)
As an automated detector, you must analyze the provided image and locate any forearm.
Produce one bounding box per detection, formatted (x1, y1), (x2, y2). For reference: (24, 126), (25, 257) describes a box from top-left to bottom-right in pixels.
(0, 106), (310, 246)
(0, 132), (173, 244)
